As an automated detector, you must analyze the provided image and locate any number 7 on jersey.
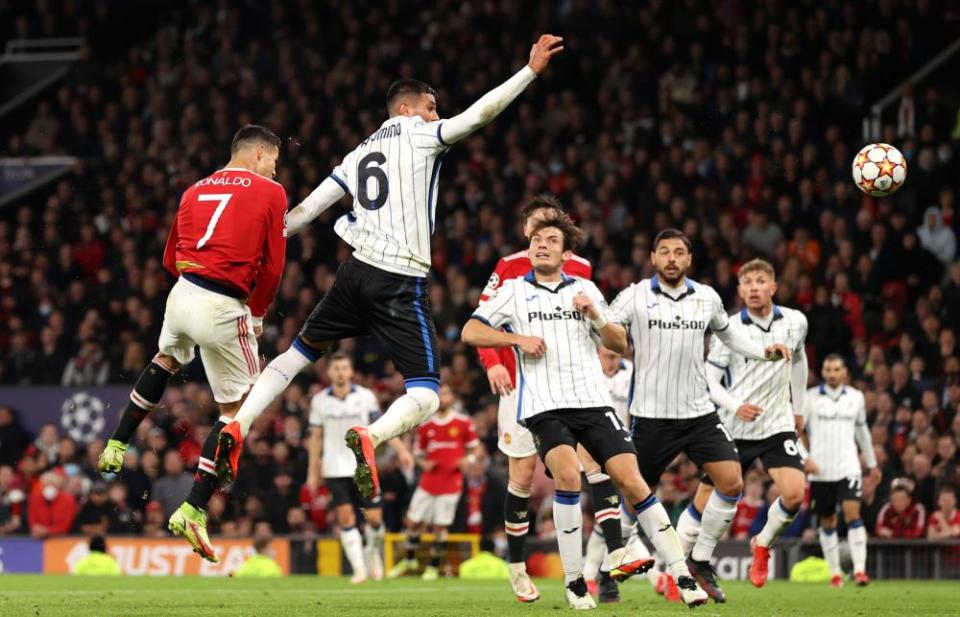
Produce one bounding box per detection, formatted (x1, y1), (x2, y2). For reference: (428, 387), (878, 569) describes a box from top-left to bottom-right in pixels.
(196, 194), (233, 248)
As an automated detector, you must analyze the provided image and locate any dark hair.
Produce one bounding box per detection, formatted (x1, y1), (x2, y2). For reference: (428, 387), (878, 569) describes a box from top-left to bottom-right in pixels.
(89, 535), (107, 553)
(530, 215), (583, 252)
(519, 194), (564, 222)
(328, 351), (352, 365)
(823, 353), (846, 367)
(231, 124), (281, 155)
(652, 228), (692, 252)
(386, 79), (437, 111)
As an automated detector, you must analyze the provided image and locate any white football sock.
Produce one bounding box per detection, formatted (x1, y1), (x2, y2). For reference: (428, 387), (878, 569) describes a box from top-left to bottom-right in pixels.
(234, 347), (311, 436)
(755, 497), (798, 548)
(364, 523), (384, 551)
(675, 502), (702, 556)
(341, 526), (367, 578)
(553, 490), (584, 584)
(634, 494), (687, 578)
(691, 490), (739, 562)
(818, 527), (842, 575)
(584, 528), (605, 581)
(848, 521), (868, 573)
(619, 504), (637, 542)
(367, 386), (439, 447)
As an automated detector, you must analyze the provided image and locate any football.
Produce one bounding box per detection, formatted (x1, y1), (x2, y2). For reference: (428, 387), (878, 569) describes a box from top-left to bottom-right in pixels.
(851, 143), (907, 197)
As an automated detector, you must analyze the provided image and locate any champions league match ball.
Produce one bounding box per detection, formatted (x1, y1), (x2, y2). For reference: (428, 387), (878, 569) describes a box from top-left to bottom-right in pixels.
(851, 143), (907, 197)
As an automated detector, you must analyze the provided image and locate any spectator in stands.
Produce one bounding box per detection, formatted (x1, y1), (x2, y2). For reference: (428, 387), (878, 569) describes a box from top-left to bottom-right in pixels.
(27, 472), (78, 538)
(141, 500), (167, 538)
(0, 407), (30, 466)
(0, 465), (26, 534)
(876, 481), (927, 539)
(917, 207), (956, 266)
(32, 423), (60, 470)
(61, 340), (109, 386)
(73, 480), (113, 535)
(151, 450), (192, 519)
(927, 486), (960, 540)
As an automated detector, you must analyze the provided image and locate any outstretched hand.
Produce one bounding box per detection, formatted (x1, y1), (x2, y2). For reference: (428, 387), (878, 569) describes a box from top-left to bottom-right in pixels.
(528, 34), (564, 74)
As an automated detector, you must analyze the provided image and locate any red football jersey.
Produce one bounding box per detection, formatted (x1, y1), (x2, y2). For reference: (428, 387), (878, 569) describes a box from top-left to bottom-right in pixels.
(476, 250), (592, 383)
(416, 412), (479, 495)
(162, 168), (287, 317)
(928, 508), (960, 537)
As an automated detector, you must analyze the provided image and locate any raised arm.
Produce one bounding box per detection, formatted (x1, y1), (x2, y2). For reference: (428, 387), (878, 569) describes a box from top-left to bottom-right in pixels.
(438, 35), (563, 145)
(284, 176), (348, 237)
(462, 317), (545, 357)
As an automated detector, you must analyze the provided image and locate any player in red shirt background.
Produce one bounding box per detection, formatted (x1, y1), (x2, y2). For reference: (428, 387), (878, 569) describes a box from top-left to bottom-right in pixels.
(97, 125), (287, 562)
(389, 384), (485, 581)
(476, 196), (631, 603)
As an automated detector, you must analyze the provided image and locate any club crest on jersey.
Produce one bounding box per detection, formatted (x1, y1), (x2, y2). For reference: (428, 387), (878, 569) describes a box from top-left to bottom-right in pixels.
(503, 432), (512, 444)
(449, 426), (460, 437)
(528, 307), (584, 323)
(647, 315), (705, 330)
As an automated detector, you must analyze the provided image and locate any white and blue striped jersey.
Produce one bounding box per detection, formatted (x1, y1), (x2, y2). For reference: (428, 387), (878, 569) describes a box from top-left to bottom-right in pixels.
(610, 276), (730, 420)
(309, 385), (380, 478)
(803, 384), (875, 482)
(707, 306), (808, 440)
(471, 272), (614, 420)
(604, 358), (633, 426)
(331, 115), (448, 277)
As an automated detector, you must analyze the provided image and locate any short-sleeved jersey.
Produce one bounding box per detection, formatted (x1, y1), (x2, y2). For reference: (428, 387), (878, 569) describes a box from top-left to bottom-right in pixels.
(471, 272), (615, 420)
(803, 384), (868, 482)
(604, 358), (634, 426)
(476, 251), (593, 382)
(707, 306), (808, 440)
(162, 168), (288, 317)
(331, 115), (450, 277)
(416, 412), (479, 495)
(610, 276), (730, 420)
(308, 385), (379, 478)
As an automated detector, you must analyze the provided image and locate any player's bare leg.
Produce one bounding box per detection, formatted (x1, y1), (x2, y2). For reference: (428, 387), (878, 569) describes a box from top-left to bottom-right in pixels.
(505, 454), (539, 602)
(99, 353), (181, 474)
(364, 507), (387, 581)
(542, 445), (595, 610)
(335, 502), (368, 583)
(818, 511), (844, 587)
(841, 499), (870, 586)
(749, 467), (805, 587)
(603, 453), (707, 607)
(169, 395), (245, 563)
(687, 460), (743, 603)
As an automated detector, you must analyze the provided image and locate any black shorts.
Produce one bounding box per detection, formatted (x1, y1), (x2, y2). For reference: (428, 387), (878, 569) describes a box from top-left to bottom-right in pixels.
(327, 477), (381, 509)
(810, 477), (863, 517)
(700, 431), (804, 487)
(631, 412), (739, 487)
(522, 407), (636, 467)
(297, 258), (440, 385)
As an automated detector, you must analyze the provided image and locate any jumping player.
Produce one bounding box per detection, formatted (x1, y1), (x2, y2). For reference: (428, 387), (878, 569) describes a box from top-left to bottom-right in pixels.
(98, 125), (287, 562)
(204, 36), (565, 523)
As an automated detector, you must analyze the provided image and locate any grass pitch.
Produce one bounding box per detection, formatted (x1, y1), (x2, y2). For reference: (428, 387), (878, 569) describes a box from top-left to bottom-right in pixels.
(0, 576), (956, 617)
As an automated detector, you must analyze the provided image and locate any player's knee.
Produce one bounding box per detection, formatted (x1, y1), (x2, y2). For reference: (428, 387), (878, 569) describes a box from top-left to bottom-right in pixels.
(820, 514), (838, 530)
(716, 475), (743, 498)
(780, 483), (805, 510)
(553, 465), (582, 491)
(407, 386), (440, 416)
(154, 353), (182, 372)
(337, 507), (356, 528)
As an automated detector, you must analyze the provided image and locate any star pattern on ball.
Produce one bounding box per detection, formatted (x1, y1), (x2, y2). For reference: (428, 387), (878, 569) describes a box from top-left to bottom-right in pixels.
(878, 159), (895, 177)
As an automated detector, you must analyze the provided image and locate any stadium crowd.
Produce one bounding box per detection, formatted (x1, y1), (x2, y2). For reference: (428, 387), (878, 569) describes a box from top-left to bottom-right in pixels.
(2, 0), (960, 546)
